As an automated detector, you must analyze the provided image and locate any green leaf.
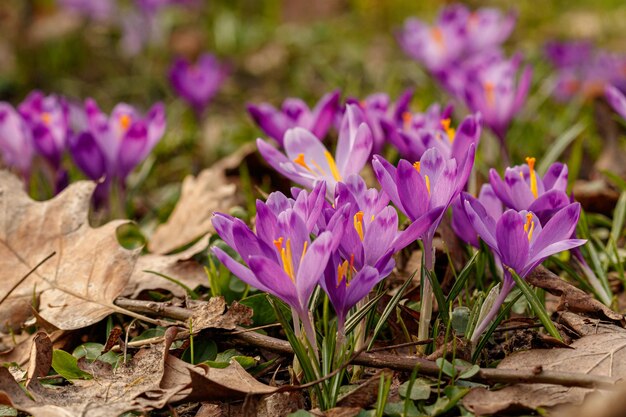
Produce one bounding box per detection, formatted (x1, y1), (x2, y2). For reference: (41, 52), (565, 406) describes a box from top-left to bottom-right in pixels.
(425, 267), (449, 324)
(458, 364), (480, 380)
(367, 270), (416, 349)
(52, 350), (93, 380)
(435, 358), (456, 378)
(142, 270), (199, 300)
(130, 326), (166, 342)
(384, 401), (419, 417)
(398, 379), (431, 400)
(611, 191), (626, 242)
(72, 342), (121, 368)
(509, 269), (562, 341)
(287, 411), (314, 417)
(239, 293), (286, 326)
(447, 251), (480, 305)
(451, 306), (470, 336)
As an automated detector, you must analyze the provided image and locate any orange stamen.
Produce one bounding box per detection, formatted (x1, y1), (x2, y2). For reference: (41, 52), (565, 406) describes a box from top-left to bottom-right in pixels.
(525, 157), (538, 199)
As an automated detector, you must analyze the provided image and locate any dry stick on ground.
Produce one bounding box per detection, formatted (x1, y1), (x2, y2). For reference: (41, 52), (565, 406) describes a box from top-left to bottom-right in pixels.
(114, 297), (618, 389)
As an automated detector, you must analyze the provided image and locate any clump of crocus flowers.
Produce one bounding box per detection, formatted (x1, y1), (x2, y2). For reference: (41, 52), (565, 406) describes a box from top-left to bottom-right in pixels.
(397, 4), (531, 162)
(0, 90), (166, 210)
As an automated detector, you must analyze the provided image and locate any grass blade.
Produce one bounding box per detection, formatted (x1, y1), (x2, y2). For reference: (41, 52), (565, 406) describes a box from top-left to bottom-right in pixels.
(367, 270), (416, 349)
(472, 291), (522, 363)
(509, 269), (562, 341)
(446, 251), (480, 305)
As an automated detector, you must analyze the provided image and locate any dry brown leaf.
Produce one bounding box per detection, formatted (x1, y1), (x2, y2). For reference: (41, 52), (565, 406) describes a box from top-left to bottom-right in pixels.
(122, 236), (210, 298)
(527, 266), (624, 324)
(187, 297), (253, 331)
(0, 172), (138, 331)
(0, 328), (277, 417)
(148, 144), (255, 254)
(557, 311), (625, 337)
(463, 330), (626, 415)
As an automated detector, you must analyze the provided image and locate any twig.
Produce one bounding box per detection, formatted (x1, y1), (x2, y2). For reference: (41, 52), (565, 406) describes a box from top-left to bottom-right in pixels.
(114, 297), (619, 389)
(367, 339), (433, 353)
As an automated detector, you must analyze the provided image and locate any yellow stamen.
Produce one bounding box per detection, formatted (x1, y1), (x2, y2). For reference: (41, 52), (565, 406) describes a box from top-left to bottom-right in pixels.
(324, 151), (342, 181)
(413, 161), (421, 172)
(301, 241), (308, 262)
(273, 237), (296, 282)
(354, 211), (365, 241)
(525, 157), (538, 199)
(524, 213), (535, 242)
(425, 174), (431, 195)
(337, 260), (349, 286)
(41, 112), (52, 125)
(484, 82), (495, 107)
(440, 118), (456, 142)
(431, 27), (445, 49)
(294, 153), (315, 174)
(119, 114), (132, 131)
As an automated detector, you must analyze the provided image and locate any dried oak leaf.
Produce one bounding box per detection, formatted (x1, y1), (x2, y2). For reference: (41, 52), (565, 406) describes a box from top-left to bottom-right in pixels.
(148, 143), (255, 255)
(187, 297), (253, 331)
(462, 329), (626, 415)
(122, 236), (210, 298)
(0, 172), (138, 331)
(0, 328), (276, 417)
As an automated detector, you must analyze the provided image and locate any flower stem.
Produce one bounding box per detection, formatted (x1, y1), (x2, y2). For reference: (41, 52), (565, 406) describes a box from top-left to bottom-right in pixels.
(418, 238), (435, 343)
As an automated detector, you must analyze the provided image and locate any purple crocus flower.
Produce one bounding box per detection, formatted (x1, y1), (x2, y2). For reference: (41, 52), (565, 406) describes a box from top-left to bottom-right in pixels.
(544, 41), (593, 69)
(18, 91), (69, 169)
(452, 184), (503, 248)
(398, 4), (515, 73)
(464, 53), (532, 145)
(373, 145), (476, 341)
(489, 157), (570, 225)
(257, 104), (372, 197)
(464, 8), (516, 54)
(69, 99), (165, 203)
(397, 5), (467, 73)
(373, 145), (476, 268)
(546, 43), (626, 101)
(247, 90), (340, 145)
(345, 89), (413, 154)
(462, 197), (586, 342)
(320, 175), (443, 334)
(212, 183), (346, 348)
(169, 53), (228, 116)
(0, 103), (34, 178)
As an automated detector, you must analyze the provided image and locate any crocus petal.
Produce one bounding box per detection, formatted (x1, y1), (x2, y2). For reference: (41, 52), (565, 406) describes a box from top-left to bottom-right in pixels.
(257, 138), (314, 188)
(117, 122), (149, 178)
(363, 206), (398, 266)
(372, 155), (402, 211)
(295, 232), (335, 307)
(247, 256), (300, 308)
(489, 168), (516, 208)
(68, 131), (106, 180)
(342, 266), (382, 313)
(529, 202), (581, 258)
(393, 207), (444, 251)
(213, 247), (269, 293)
(496, 210), (529, 273)
(462, 192), (498, 249)
(396, 159), (429, 220)
(528, 189), (570, 225)
(310, 90), (340, 139)
(255, 201), (280, 244)
(605, 84), (626, 120)
(522, 239), (587, 277)
(232, 220), (275, 261)
(211, 213), (236, 248)
(247, 104), (291, 145)
(450, 115), (481, 163)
